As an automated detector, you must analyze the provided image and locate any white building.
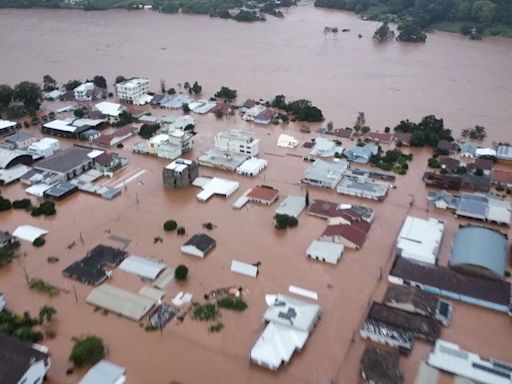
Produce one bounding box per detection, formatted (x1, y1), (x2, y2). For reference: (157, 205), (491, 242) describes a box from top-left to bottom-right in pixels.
(214, 129), (259, 156)
(94, 102), (125, 117)
(27, 138), (60, 158)
(250, 295), (321, 370)
(428, 340), (512, 384)
(236, 157), (267, 176)
(306, 240), (344, 264)
(79, 360), (126, 384)
(396, 216), (445, 265)
(74, 82), (95, 101)
(193, 176), (239, 202)
(115, 78), (150, 104)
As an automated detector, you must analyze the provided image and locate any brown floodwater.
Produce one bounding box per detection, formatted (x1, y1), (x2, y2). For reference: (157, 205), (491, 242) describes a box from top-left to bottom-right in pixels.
(0, 5), (512, 384)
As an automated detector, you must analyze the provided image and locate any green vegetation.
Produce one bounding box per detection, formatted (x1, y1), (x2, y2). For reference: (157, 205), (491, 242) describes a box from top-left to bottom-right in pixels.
(209, 322), (224, 333)
(274, 213), (298, 230)
(47, 256), (60, 264)
(370, 148), (411, 174)
(314, 0), (512, 38)
(0, 81), (42, 118)
(64, 79), (82, 91)
(92, 75), (107, 89)
(32, 237), (46, 247)
(12, 199), (31, 210)
(163, 220), (178, 231)
(397, 22), (427, 42)
(29, 278), (59, 297)
(43, 74), (57, 91)
(214, 86), (237, 100)
(0, 242), (20, 266)
(0, 310), (43, 343)
(217, 296), (248, 311)
(373, 22), (394, 41)
(393, 115), (453, 147)
(202, 222), (215, 230)
(69, 336), (105, 367)
(192, 302), (219, 321)
(0, 196), (12, 212)
(428, 158), (441, 168)
(174, 264), (189, 281)
(114, 110), (137, 127)
(271, 95), (323, 122)
(138, 123), (159, 139)
(38, 305), (57, 324)
(462, 125), (487, 140)
(31, 201), (56, 217)
(74, 108), (85, 118)
(177, 226), (186, 235)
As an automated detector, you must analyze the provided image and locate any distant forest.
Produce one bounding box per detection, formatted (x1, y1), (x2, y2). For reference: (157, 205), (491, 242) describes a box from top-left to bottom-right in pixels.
(0, 0), (297, 21)
(314, 0), (512, 37)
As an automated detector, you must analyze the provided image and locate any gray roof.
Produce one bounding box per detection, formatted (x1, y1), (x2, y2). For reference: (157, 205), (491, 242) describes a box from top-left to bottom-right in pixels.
(275, 195), (306, 218)
(460, 142), (477, 156)
(79, 360), (125, 384)
(303, 159), (348, 188)
(450, 226), (508, 279)
(497, 145), (512, 160)
(5, 131), (34, 143)
(34, 146), (92, 174)
(456, 193), (487, 219)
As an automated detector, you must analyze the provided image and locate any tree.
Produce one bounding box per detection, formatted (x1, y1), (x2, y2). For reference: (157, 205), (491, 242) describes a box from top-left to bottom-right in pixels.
(0, 84), (13, 108)
(214, 86), (237, 100)
(32, 237), (46, 247)
(64, 80), (82, 91)
(92, 75), (107, 89)
(115, 75), (127, 84)
(168, 87), (176, 95)
(163, 220), (177, 231)
(13, 82), (42, 110)
(177, 226), (186, 235)
(175, 264), (189, 281)
(74, 108), (85, 118)
(160, 79), (166, 94)
(38, 305), (56, 324)
(43, 75), (57, 91)
(138, 123), (159, 139)
(191, 81), (202, 95)
(353, 112), (368, 136)
(0, 196), (12, 212)
(397, 22), (427, 42)
(472, 0), (496, 25)
(69, 336), (105, 367)
(373, 22), (394, 41)
(182, 104), (191, 114)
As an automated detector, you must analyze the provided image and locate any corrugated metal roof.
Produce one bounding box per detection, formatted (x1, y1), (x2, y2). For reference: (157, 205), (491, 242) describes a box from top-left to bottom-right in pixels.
(450, 226), (508, 279)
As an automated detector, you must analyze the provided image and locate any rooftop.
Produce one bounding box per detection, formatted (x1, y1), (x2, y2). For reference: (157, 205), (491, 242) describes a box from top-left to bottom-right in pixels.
(303, 159), (349, 188)
(396, 216), (445, 265)
(33, 146), (93, 174)
(361, 346), (403, 384)
(78, 360), (126, 384)
(383, 284), (438, 318)
(182, 233), (216, 253)
(247, 185), (279, 203)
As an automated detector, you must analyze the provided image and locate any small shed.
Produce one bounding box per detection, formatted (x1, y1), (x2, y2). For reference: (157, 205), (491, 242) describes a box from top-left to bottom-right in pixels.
(181, 234), (216, 258)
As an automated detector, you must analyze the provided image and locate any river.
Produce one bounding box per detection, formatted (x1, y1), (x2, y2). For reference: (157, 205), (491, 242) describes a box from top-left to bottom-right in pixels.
(0, 4), (512, 384)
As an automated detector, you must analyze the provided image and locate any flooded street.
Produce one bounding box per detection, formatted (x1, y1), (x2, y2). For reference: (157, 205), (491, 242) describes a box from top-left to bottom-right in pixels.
(0, 4), (512, 384)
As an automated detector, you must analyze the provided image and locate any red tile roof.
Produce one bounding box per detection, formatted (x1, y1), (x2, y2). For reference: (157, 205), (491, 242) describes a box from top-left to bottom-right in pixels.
(322, 224), (367, 248)
(247, 186), (279, 203)
(365, 132), (394, 144)
(95, 125), (137, 146)
(492, 170), (512, 184)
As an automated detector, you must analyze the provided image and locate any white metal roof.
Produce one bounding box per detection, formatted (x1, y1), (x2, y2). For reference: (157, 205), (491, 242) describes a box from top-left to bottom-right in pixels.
(12, 225), (48, 242)
(231, 260), (258, 277)
(43, 119), (76, 133)
(138, 286), (165, 301)
(25, 183), (52, 197)
(119, 256), (166, 280)
(396, 216), (444, 265)
(195, 177), (239, 201)
(94, 102), (124, 117)
(288, 285), (318, 300)
(79, 360), (126, 384)
(86, 284), (157, 321)
(264, 295), (320, 333)
(275, 195), (306, 218)
(427, 339), (512, 384)
(171, 291), (193, 306)
(236, 157), (267, 174)
(276, 134), (299, 148)
(0, 119), (16, 130)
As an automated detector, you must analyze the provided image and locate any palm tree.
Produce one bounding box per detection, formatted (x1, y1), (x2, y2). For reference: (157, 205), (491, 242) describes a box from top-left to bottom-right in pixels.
(38, 305), (57, 324)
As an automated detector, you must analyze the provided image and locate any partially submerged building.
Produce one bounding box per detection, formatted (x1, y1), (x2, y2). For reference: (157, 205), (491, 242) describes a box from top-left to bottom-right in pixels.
(497, 145), (512, 163)
(193, 176), (239, 202)
(78, 360), (126, 384)
(302, 159), (349, 189)
(236, 157), (267, 176)
(86, 284), (158, 321)
(0, 332), (51, 384)
(0, 119), (18, 135)
(309, 137), (343, 157)
(275, 195), (306, 218)
(162, 158), (198, 188)
(395, 216), (445, 265)
(115, 77), (151, 105)
(428, 340), (512, 384)
(320, 219), (370, 250)
(337, 177), (389, 201)
(181, 234), (216, 258)
(27, 138), (60, 158)
(32, 145), (96, 182)
(247, 185), (279, 205)
(306, 240), (344, 264)
(3, 131), (36, 149)
(250, 295), (321, 370)
(360, 346), (403, 384)
(119, 255), (167, 280)
(343, 144), (378, 164)
(42, 118), (106, 139)
(449, 225), (508, 280)
(95, 125), (138, 147)
(389, 257), (511, 314)
(63, 244), (128, 286)
(308, 199), (375, 223)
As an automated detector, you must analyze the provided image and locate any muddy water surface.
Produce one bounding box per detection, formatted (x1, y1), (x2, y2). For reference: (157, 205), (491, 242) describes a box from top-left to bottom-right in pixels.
(0, 5), (512, 384)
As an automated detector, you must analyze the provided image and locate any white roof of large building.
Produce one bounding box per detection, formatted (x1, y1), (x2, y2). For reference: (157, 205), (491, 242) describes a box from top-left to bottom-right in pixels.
(236, 157), (267, 175)
(306, 240), (344, 264)
(12, 225), (48, 243)
(428, 339), (512, 384)
(117, 77), (149, 88)
(303, 159), (349, 188)
(275, 195), (306, 218)
(231, 260), (258, 278)
(165, 158), (193, 172)
(476, 147), (497, 157)
(217, 129), (257, 143)
(29, 137), (59, 150)
(264, 294), (320, 332)
(94, 102), (124, 117)
(276, 134), (299, 148)
(193, 177), (239, 201)
(396, 216), (445, 265)
(0, 119), (17, 130)
(79, 360), (126, 384)
(86, 284), (157, 321)
(119, 256), (166, 280)
(74, 82), (94, 92)
(43, 119), (76, 133)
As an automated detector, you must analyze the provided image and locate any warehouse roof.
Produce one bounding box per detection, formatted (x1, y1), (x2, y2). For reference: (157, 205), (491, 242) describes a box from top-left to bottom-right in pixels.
(450, 226), (508, 279)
